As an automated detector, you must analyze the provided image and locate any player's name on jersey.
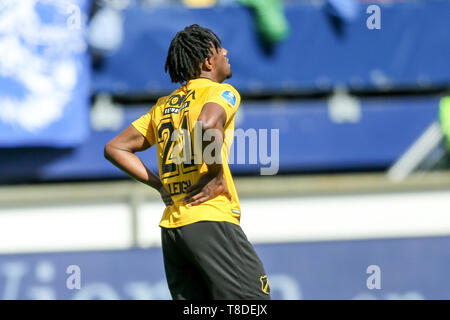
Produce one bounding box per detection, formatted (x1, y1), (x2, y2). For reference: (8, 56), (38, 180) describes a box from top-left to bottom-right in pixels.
(166, 179), (192, 195)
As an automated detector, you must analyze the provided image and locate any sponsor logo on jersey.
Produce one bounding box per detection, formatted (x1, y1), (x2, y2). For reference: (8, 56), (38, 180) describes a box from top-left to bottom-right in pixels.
(221, 90), (236, 107)
(164, 90), (196, 115)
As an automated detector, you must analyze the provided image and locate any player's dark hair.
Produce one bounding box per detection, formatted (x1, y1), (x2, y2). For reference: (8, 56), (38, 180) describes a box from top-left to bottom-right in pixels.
(165, 24), (222, 83)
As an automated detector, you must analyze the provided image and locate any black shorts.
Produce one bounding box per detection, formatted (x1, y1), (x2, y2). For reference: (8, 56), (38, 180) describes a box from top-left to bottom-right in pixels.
(160, 221), (271, 300)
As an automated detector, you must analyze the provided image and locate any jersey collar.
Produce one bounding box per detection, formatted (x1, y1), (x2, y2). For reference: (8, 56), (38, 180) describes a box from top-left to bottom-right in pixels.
(185, 77), (216, 89)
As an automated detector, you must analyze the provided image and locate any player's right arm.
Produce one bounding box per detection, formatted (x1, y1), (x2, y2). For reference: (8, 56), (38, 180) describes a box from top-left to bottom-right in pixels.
(104, 124), (173, 206)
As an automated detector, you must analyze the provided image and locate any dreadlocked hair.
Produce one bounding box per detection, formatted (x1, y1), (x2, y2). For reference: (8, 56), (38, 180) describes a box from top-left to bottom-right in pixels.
(165, 24), (222, 84)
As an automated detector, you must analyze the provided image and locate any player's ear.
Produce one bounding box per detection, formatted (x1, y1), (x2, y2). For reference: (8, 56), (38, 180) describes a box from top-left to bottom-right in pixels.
(202, 58), (212, 72)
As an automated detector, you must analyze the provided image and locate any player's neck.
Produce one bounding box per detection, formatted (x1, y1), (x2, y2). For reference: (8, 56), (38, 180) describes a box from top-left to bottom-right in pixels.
(196, 72), (222, 83)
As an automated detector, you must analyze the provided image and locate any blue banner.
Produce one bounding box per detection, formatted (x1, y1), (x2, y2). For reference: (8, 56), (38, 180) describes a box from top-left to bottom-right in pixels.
(92, 1), (450, 95)
(0, 0), (91, 147)
(0, 236), (449, 299)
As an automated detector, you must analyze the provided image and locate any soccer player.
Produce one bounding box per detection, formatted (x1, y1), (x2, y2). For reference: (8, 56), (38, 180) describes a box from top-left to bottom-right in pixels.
(104, 24), (270, 300)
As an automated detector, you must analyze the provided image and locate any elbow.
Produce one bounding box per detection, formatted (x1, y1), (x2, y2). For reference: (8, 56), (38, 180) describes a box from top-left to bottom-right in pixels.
(104, 141), (134, 162)
(197, 117), (216, 132)
(104, 142), (114, 161)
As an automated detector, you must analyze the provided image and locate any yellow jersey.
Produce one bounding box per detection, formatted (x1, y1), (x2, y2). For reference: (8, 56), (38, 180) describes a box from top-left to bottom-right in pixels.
(132, 78), (241, 228)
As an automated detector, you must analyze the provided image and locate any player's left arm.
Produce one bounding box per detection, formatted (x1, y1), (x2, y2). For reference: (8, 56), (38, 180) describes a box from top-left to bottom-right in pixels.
(183, 102), (232, 206)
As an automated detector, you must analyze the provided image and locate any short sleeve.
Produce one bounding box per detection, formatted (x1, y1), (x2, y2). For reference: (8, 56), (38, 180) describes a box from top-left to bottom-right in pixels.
(132, 109), (156, 146)
(204, 84), (241, 124)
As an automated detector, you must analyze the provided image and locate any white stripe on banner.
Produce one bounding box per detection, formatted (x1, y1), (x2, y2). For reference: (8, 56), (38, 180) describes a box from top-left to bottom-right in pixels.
(1, 189), (450, 254)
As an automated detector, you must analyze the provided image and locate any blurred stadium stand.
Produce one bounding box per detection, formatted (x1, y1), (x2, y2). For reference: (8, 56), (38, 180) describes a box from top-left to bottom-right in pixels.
(91, 1), (450, 95)
(0, 0), (450, 300)
(1, 0), (449, 182)
(0, 96), (442, 183)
